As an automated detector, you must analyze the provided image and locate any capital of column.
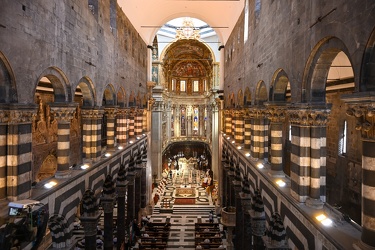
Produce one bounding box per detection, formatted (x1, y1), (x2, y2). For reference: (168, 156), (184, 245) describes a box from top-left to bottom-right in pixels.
(0, 104), (37, 124)
(81, 107), (104, 120)
(104, 107), (118, 118)
(100, 197), (115, 213)
(152, 100), (164, 111)
(80, 213), (101, 236)
(247, 107), (267, 119)
(288, 104), (331, 126)
(49, 103), (78, 123)
(266, 106), (287, 123)
(346, 103), (375, 141)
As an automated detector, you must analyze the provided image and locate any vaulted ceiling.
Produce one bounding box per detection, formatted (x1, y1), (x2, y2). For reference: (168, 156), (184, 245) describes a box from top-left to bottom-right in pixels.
(117, 0), (245, 45)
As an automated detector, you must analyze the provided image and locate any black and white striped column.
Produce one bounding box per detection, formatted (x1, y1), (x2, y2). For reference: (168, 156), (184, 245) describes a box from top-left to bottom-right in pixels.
(80, 108), (103, 160)
(0, 122), (6, 200)
(259, 117), (269, 161)
(50, 104), (77, 178)
(244, 115), (251, 150)
(270, 121), (283, 171)
(231, 110), (236, 137)
(135, 109), (143, 136)
(234, 110), (244, 144)
(92, 109), (104, 160)
(290, 122), (310, 202)
(5, 107), (35, 201)
(310, 126), (324, 202)
(116, 109), (127, 145)
(344, 104), (375, 248)
(81, 108), (93, 159)
(105, 107), (117, 150)
(224, 110), (232, 135)
(251, 117), (260, 159)
(128, 108), (135, 139)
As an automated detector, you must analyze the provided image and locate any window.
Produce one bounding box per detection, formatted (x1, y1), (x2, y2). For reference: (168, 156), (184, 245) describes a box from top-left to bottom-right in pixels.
(244, 0), (249, 43)
(172, 79), (175, 91)
(180, 80), (186, 92)
(193, 80), (199, 92)
(288, 124), (291, 142)
(339, 120), (348, 155)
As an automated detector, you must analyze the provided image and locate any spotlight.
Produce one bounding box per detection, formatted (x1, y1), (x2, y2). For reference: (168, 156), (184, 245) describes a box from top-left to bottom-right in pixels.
(276, 179), (286, 187)
(81, 164), (89, 170)
(118, 146), (124, 150)
(245, 153), (250, 157)
(44, 181), (57, 189)
(105, 153), (111, 157)
(257, 163), (264, 169)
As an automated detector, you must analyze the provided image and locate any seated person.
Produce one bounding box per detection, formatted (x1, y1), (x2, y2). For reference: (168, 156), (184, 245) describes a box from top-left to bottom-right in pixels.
(218, 244), (225, 249)
(203, 238), (210, 243)
(196, 243), (203, 249)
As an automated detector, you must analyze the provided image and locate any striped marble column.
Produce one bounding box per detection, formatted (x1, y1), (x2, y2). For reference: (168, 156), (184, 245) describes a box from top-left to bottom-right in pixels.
(91, 109), (104, 160)
(224, 110), (232, 135)
(244, 114), (251, 150)
(0, 122), (6, 200)
(309, 126), (324, 201)
(290, 122), (310, 203)
(142, 109), (147, 132)
(116, 109), (127, 145)
(231, 110), (236, 137)
(80, 108), (103, 160)
(344, 103), (375, 248)
(128, 108), (135, 139)
(234, 110), (244, 144)
(259, 117), (269, 160)
(50, 104), (77, 178)
(135, 109), (143, 136)
(5, 106), (35, 201)
(267, 107), (286, 172)
(251, 117), (260, 159)
(104, 107), (117, 150)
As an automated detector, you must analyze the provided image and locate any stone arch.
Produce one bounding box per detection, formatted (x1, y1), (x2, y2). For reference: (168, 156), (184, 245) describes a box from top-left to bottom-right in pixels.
(237, 89), (244, 107)
(255, 80), (268, 105)
(270, 69), (290, 102)
(302, 36), (352, 103)
(76, 76), (96, 107)
(0, 51), (17, 103)
(244, 87), (252, 106)
(48, 214), (72, 248)
(35, 66), (70, 102)
(102, 84), (116, 106)
(117, 87), (126, 107)
(360, 26), (375, 92)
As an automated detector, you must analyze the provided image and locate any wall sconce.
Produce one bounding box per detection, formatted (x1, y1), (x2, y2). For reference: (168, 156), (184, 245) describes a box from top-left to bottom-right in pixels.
(105, 153), (111, 157)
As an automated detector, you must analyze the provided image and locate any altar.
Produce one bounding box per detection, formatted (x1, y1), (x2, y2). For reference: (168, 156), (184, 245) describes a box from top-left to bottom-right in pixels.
(174, 187), (197, 198)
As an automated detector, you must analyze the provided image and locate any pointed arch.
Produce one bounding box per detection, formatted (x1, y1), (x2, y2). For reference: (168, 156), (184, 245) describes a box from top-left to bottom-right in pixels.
(302, 36), (352, 103)
(361, 26), (375, 91)
(129, 91), (136, 106)
(255, 80), (268, 105)
(35, 66), (70, 102)
(270, 69), (291, 102)
(0, 51), (17, 103)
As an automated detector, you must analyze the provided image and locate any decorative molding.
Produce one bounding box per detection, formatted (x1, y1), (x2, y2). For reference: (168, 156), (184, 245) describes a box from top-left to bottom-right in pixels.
(288, 106), (330, 126)
(346, 103), (375, 140)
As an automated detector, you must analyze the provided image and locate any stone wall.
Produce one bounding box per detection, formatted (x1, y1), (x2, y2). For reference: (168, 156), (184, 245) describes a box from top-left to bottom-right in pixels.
(0, 0), (147, 105)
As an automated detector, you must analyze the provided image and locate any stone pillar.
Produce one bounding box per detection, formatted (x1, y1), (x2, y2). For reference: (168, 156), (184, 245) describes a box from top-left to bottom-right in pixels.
(175, 105), (180, 137)
(126, 171), (135, 226)
(142, 109), (147, 133)
(91, 109), (104, 161)
(199, 105), (205, 137)
(224, 110), (232, 135)
(267, 106), (287, 174)
(80, 190), (101, 250)
(288, 105), (329, 206)
(187, 112), (192, 137)
(244, 112), (251, 150)
(128, 108), (135, 139)
(135, 109), (143, 136)
(250, 189), (266, 248)
(342, 101), (375, 249)
(116, 108), (128, 145)
(2, 105), (36, 201)
(210, 100), (219, 179)
(104, 107), (117, 150)
(116, 164), (128, 250)
(49, 103), (77, 178)
(240, 178), (253, 250)
(134, 169), (142, 220)
(231, 110), (236, 137)
(101, 175), (115, 250)
(150, 87), (164, 181)
(234, 109), (244, 144)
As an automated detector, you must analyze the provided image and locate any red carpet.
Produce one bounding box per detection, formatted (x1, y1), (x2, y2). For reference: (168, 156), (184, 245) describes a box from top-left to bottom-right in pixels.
(174, 198), (195, 205)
